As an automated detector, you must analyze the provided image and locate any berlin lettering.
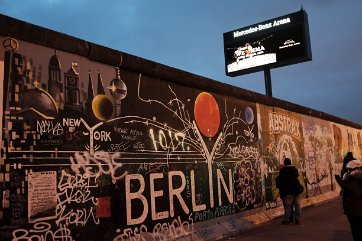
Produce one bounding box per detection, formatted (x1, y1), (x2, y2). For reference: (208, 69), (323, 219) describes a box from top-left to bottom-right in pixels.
(125, 168), (233, 225)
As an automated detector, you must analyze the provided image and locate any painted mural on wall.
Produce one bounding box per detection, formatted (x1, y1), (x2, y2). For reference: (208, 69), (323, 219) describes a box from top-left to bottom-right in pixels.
(302, 119), (362, 197)
(0, 38), (263, 240)
(257, 105), (305, 209)
(301, 115), (336, 196)
(332, 123), (362, 165)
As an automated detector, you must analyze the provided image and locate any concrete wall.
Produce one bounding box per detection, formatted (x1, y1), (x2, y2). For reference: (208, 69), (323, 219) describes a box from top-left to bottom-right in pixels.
(0, 14), (361, 241)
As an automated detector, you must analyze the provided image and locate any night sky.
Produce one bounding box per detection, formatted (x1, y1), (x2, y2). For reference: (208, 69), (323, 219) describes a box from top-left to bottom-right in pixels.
(1, 0), (361, 125)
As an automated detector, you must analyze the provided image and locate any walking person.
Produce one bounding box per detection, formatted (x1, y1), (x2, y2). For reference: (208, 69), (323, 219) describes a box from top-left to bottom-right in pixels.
(335, 159), (362, 241)
(276, 158), (304, 225)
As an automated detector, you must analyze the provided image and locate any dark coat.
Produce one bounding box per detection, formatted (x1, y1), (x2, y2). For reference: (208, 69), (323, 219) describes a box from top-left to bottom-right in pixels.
(276, 165), (303, 197)
(336, 170), (362, 216)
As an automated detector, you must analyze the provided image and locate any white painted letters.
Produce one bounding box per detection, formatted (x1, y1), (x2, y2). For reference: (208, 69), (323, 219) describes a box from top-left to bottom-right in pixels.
(217, 169), (233, 206)
(190, 170), (206, 212)
(150, 173), (169, 220)
(168, 171), (189, 217)
(126, 174), (148, 225)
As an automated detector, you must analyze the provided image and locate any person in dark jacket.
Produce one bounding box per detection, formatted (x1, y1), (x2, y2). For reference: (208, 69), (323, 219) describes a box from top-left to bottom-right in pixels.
(335, 159), (362, 241)
(276, 158), (304, 225)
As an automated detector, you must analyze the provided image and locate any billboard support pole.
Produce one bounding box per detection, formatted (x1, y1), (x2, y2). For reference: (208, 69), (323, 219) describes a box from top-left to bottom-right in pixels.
(264, 68), (272, 97)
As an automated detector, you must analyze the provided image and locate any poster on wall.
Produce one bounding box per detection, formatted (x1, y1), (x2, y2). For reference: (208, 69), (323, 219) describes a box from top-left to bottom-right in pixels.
(28, 171), (57, 223)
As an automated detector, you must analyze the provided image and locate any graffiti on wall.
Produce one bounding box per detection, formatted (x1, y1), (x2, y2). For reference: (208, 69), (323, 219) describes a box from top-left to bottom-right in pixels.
(301, 116), (335, 196)
(336, 124), (362, 163)
(257, 106), (305, 209)
(0, 38), (263, 240)
(0, 36), (361, 241)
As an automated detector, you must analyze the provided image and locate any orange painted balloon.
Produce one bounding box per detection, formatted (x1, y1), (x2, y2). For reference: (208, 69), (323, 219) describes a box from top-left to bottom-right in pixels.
(194, 92), (220, 138)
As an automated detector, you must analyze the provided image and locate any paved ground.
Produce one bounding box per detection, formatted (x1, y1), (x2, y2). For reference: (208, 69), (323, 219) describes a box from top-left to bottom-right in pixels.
(222, 197), (353, 241)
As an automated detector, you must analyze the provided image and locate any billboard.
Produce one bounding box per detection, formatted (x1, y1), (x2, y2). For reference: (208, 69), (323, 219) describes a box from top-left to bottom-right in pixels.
(223, 10), (312, 77)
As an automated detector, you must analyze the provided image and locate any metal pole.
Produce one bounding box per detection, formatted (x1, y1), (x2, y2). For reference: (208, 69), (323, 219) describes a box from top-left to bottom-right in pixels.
(264, 68), (272, 97)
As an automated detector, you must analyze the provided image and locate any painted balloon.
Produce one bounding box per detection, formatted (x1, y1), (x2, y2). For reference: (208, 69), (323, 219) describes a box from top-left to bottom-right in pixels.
(109, 78), (127, 100)
(245, 107), (254, 124)
(194, 92), (220, 138)
(92, 94), (113, 121)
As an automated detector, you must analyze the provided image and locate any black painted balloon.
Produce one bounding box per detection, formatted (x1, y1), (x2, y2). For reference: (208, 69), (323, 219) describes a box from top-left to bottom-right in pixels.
(19, 88), (58, 118)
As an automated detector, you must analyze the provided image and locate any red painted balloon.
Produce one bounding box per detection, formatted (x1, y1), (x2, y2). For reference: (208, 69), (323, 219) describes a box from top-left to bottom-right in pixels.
(194, 92), (220, 138)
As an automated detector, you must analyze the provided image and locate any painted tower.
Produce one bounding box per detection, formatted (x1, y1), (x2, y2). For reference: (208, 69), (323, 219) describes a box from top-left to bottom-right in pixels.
(48, 50), (64, 109)
(64, 62), (81, 112)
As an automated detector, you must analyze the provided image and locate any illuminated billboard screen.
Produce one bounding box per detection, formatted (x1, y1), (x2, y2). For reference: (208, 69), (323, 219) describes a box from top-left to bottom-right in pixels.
(223, 10), (312, 77)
